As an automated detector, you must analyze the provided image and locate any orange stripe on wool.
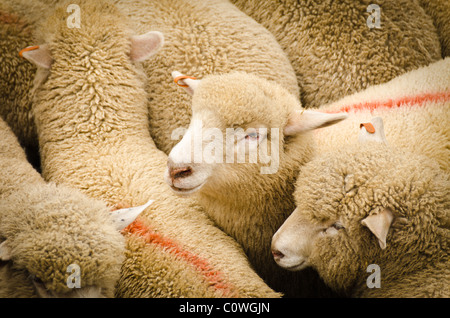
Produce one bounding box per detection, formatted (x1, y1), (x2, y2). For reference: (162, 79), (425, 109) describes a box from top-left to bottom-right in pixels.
(323, 91), (450, 114)
(124, 219), (239, 297)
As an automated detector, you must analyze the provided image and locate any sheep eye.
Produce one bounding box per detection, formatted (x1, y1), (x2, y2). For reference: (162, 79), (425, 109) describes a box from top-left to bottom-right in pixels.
(245, 132), (260, 140)
(331, 222), (344, 230)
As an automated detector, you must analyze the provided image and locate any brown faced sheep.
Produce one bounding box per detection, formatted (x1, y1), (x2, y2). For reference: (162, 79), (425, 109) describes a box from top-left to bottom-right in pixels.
(230, 0), (442, 108)
(22, 0), (279, 297)
(272, 119), (449, 297)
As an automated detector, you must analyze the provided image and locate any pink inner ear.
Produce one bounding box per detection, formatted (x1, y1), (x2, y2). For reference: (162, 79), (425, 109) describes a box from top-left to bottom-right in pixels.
(284, 110), (348, 136)
(282, 111), (299, 136)
(130, 31), (163, 62)
(361, 208), (394, 249)
(21, 45), (53, 69)
(171, 71), (200, 96)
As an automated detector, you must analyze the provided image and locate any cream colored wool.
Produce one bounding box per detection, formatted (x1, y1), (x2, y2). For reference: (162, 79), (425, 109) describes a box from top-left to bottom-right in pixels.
(289, 143), (449, 297)
(0, 116), (126, 297)
(231, 0), (442, 108)
(2, 0), (298, 156)
(418, 0), (450, 58)
(112, 0), (299, 154)
(166, 57), (449, 297)
(29, 0), (279, 298)
(169, 72), (343, 297)
(314, 57), (450, 172)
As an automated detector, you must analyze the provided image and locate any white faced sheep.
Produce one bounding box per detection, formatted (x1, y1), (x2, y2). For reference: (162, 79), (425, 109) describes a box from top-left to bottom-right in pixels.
(21, 0), (279, 297)
(111, 0), (299, 154)
(230, 0), (442, 108)
(0, 115), (147, 297)
(166, 71), (348, 297)
(165, 57), (449, 296)
(272, 118), (449, 297)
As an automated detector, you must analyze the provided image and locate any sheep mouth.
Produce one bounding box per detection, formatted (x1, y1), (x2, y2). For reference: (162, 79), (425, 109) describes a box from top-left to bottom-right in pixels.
(285, 261), (308, 271)
(277, 260), (308, 271)
(170, 181), (205, 196)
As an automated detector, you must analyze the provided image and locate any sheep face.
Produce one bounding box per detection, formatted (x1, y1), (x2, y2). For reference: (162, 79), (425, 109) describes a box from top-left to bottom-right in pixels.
(166, 72), (347, 197)
(272, 142), (448, 293)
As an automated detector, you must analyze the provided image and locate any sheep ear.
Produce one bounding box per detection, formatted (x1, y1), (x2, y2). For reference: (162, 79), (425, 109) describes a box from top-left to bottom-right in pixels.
(172, 71), (201, 96)
(0, 241), (11, 261)
(130, 31), (164, 62)
(110, 199), (154, 231)
(358, 117), (388, 144)
(284, 110), (348, 136)
(20, 44), (52, 69)
(361, 207), (394, 249)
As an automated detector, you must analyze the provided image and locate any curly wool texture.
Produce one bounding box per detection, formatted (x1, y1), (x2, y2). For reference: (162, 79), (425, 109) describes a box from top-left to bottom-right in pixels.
(418, 0), (450, 58)
(0, 0), (51, 168)
(1, 0), (298, 156)
(112, 0), (299, 154)
(314, 57), (450, 172)
(31, 0), (279, 298)
(231, 0), (442, 108)
(171, 58), (449, 297)
(0, 184), (126, 297)
(0, 116), (125, 298)
(175, 71), (341, 297)
(294, 143), (449, 297)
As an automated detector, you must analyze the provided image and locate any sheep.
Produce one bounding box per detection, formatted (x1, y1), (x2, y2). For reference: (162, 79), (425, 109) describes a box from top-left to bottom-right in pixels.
(22, 0), (279, 298)
(271, 118), (449, 297)
(313, 56), (450, 172)
(230, 0), (442, 108)
(165, 57), (449, 296)
(166, 71), (348, 297)
(0, 115), (147, 297)
(110, 0), (299, 154)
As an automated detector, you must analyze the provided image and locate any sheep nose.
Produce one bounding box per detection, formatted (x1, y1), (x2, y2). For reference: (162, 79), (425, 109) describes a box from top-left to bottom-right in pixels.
(271, 249), (284, 261)
(170, 166), (193, 180)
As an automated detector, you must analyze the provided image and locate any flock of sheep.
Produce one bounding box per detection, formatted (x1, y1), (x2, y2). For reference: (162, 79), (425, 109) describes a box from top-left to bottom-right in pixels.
(0, 0), (448, 298)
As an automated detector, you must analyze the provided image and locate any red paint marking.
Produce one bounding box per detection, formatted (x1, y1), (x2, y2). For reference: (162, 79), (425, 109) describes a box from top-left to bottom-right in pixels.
(124, 219), (239, 297)
(323, 91), (450, 114)
(19, 45), (39, 58)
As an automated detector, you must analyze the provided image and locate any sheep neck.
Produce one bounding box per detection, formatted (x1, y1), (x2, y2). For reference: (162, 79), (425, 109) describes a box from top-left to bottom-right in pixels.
(0, 119), (46, 199)
(195, 134), (324, 296)
(32, 65), (154, 206)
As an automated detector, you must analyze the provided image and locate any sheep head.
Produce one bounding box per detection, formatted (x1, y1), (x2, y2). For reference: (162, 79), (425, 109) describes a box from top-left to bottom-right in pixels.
(0, 184), (151, 298)
(166, 71), (347, 198)
(272, 118), (449, 294)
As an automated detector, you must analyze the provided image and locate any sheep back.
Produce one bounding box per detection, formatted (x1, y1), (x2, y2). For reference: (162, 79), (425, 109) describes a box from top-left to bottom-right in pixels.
(231, 0), (442, 108)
